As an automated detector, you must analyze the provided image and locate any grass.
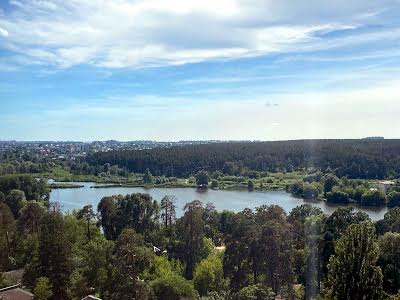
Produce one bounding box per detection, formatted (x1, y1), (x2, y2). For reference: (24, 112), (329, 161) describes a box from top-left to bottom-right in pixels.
(9, 166), (306, 191)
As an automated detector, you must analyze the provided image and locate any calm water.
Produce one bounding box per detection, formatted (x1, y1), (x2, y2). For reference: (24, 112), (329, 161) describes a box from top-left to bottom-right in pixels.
(50, 182), (388, 220)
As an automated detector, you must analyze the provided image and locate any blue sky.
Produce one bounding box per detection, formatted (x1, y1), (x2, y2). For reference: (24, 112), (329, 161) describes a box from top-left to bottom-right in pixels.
(0, 0), (400, 141)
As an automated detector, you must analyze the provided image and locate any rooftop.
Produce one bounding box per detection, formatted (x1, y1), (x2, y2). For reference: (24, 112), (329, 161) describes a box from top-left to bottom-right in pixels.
(0, 285), (33, 300)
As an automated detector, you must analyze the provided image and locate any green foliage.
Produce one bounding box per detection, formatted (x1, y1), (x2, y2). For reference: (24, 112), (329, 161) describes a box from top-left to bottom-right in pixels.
(0, 202), (16, 270)
(160, 195), (176, 228)
(76, 204), (96, 241)
(380, 207), (400, 234)
(326, 190), (350, 204)
(179, 200), (207, 279)
(388, 191), (400, 208)
(361, 190), (386, 206)
(200, 291), (228, 300)
(38, 212), (73, 299)
(33, 277), (53, 300)
(224, 205), (294, 297)
(5, 189), (26, 217)
(290, 181), (304, 197)
(79, 236), (114, 294)
(234, 284), (275, 300)
(327, 222), (383, 300)
(322, 174), (340, 195)
(219, 210), (235, 236)
(193, 254), (227, 296)
(196, 170), (210, 187)
(0, 175), (49, 201)
(98, 193), (159, 240)
(247, 180), (254, 190)
(303, 182), (320, 200)
(18, 201), (46, 235)
(143, 168), (154, 184)
(86, 140), (400, 179)
(143, 255), (174, 281)
(150, 273), (197, 300)
(378, 232), (400, 294)
(211, 179), (219, 189)
(106, 228), (154, 300)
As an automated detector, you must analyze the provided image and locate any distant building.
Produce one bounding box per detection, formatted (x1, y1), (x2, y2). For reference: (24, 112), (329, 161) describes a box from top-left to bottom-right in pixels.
(378, 180), (395, 193)
(0, 284), (33, 300)
(362, 136), (385, 140)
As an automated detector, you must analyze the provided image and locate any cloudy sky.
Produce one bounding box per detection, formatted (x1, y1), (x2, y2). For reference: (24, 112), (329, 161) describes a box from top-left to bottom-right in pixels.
(0, 0), (400, 141)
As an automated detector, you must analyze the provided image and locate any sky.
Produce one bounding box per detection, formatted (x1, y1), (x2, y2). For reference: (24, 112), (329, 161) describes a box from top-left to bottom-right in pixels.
(0, 0), (400, 141)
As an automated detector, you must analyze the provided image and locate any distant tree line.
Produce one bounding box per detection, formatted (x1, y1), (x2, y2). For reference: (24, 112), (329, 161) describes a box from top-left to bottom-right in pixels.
(83, 140), (400, 179)
(289, 171), (400, 207)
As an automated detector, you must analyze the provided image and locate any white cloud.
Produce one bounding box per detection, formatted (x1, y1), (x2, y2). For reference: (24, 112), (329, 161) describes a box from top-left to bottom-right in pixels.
(0, 0), (399, 69)
(0, 27), (8, 37)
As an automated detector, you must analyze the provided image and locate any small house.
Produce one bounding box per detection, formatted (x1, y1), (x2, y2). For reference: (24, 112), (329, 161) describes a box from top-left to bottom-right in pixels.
(378, 180), (395, 193)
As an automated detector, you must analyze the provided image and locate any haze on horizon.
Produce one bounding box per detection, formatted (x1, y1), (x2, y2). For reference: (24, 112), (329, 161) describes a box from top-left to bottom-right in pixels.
(1, 0), (400, 141)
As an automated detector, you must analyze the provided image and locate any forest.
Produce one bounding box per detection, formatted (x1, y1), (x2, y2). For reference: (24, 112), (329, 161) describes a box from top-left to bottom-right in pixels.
(1, 174), (400, 299)
(84, 140), (400, 179)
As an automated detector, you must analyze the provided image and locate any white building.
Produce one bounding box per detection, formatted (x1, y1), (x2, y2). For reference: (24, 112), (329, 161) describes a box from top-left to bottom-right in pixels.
(378, 180), (395, 193)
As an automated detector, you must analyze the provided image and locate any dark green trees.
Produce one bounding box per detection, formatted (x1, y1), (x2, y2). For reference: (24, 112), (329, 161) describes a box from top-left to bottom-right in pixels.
(98, 196), (118, 240)
(5, 189), (26, 217)
(193, 253), (226, 296)
(195, 170), (210, 187)
(322, 173), (339, 195)
(387, 191), (400, 208)
(224, 205), (294, 298)
(179, 200), (206, 279)
(327, 222), (383, 300)
(143, 168), (154, 184)
(361, 190), (386, 206)
(326, 190), (350, 204)
(378, 232), (400, 294)
(76, 204), (96, 241)
(235, 284), (275, 300)
(160, 195), (176, 228)
(0, 203), (15, 268)
(98, 193), (160, 240)
(107, 228), (153, 300)
(38, 212), (73, 300)
(150, 273), (197, 300)
(0, 175), (49, 201)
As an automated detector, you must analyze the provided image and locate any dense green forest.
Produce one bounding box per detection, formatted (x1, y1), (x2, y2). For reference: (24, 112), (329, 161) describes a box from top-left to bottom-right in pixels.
(288, 172), (400, 207)
(1, 175), (400, 299)
(0, 151), (52, 176)
(84, 140), (400, 179)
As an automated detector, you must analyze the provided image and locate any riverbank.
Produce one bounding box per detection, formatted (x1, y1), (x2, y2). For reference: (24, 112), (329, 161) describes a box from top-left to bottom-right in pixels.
(49, 183), (85, 189)
(40, 166), (303, 191)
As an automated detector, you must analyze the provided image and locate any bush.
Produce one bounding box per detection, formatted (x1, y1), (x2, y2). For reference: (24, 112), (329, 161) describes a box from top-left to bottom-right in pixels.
(290, 181), (304, 197)
(234, 284), (275, 300)
(326, 190), (350, 204)
(247, 180), (254, 190)
(196, 170), (210, 187)
(33, 277), (53, 300)
(303, 183), (319, 200)
(211, 180), (219, 189)
(361, 190), (386, 207)
(150, 274), (197, 300)
(193, 254), (226, 296)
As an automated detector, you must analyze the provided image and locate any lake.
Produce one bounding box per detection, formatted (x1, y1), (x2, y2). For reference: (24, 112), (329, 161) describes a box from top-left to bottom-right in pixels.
(49, 182), (389, 220)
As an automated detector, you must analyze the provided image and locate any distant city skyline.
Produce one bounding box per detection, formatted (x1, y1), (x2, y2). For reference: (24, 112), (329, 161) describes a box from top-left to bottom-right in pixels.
(1, 0), (400, 140)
